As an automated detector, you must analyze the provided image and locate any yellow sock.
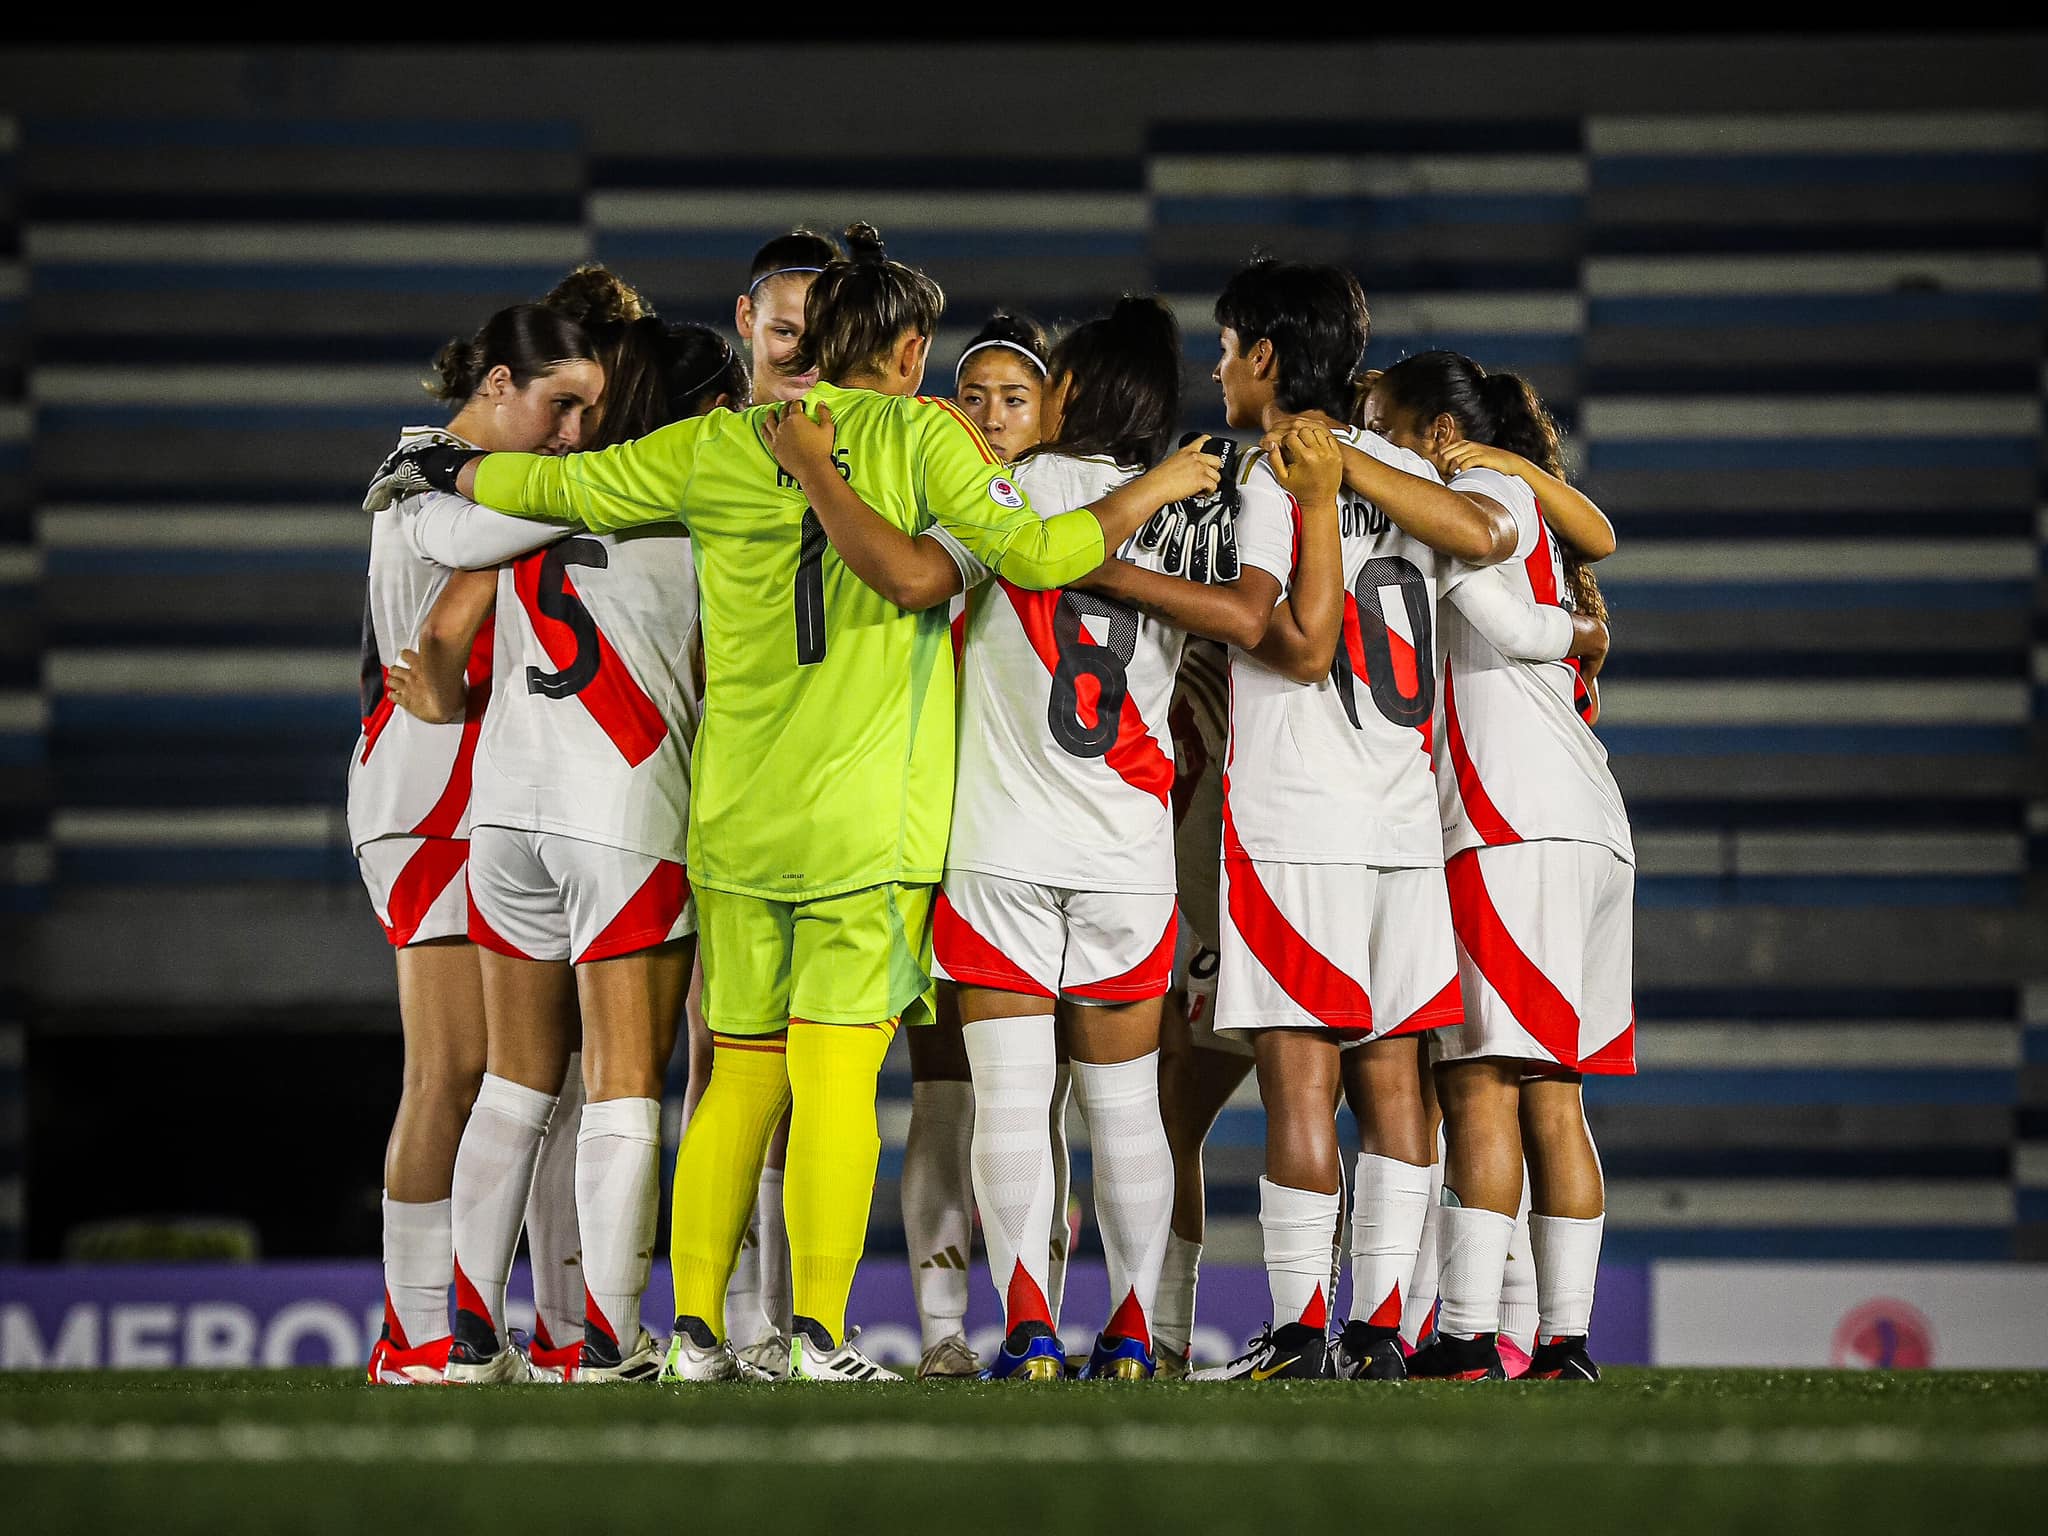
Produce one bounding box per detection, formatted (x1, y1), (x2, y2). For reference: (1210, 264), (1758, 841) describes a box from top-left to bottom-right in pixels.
(784, 1018), (898, 1345)
(669, 1034), (791, 1339)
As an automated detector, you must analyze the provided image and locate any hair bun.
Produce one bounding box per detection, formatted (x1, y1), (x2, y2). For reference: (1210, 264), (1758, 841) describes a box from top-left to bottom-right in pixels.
(429, 336), (478, 403)
(843, 221), (887, 265)
(542, 264), (650, 329)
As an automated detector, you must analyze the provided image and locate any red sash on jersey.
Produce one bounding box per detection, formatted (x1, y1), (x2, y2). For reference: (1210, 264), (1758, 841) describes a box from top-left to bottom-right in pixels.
(512, 556), (666, 768)
(999, 582), (1172, 805)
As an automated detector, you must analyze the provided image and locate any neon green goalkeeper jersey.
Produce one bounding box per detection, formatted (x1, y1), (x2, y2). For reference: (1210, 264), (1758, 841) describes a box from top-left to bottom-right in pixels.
(471, 381), (1107, 901)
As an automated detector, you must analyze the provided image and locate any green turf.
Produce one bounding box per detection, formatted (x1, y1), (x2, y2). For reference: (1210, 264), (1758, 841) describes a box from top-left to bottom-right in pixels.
(5, 1369), (2045, 1534)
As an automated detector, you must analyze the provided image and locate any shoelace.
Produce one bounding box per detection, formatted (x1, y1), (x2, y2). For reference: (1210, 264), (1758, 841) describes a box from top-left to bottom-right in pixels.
(1224, 1325), (1278, 1371)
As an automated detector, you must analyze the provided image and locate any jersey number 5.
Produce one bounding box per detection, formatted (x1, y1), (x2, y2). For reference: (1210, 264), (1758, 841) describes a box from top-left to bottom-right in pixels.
(1331, 555), (1434, 730)
(1049, 591), (1140, 758)
(525, 537), (609, 698)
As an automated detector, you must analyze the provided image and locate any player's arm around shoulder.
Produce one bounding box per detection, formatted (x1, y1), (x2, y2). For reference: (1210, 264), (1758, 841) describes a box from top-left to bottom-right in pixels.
(466, 416), (712, 533)
(765, 397), (963, 611)
(1245, 426), (1345, 682)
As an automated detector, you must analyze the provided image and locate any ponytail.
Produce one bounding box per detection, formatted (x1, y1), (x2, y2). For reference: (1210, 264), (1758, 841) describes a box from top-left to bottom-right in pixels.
(794, 221), (945, 383)
(1033, 295), (1182, 467)
(1475, 371), (1564, 480)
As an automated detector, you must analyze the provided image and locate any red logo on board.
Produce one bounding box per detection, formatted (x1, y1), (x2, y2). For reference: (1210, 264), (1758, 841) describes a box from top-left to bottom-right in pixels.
(1830, 1298), (1934, 1369)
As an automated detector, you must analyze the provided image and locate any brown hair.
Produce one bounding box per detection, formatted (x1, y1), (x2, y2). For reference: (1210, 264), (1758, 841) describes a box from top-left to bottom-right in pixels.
(792, 221), (945, 383)
(428, 303), (597, 404)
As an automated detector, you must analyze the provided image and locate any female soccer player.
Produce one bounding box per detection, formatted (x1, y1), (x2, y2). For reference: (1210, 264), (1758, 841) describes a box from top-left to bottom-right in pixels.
(394, 319), (748, 1384)
(354, 304), (603, 1385)
(705, 229), (842, 1379)
(384, 222), (1217, 1381)
(898, 312), (1057, 1379)
(1089, 261), (1519, 1384)
(1361, 353), (1630, 1383)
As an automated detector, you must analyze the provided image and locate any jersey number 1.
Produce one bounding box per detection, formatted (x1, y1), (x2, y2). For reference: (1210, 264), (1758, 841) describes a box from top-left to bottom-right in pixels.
(1332, 555), (1434, 730)
(794, 508), (828, 665)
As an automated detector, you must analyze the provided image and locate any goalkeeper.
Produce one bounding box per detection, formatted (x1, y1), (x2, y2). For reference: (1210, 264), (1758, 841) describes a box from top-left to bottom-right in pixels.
(393, 221), (1218, 1380)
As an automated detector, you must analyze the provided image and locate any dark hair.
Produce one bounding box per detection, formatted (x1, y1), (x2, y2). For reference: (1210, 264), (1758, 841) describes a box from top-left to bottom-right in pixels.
(428, 303), (597, 404)
(748, 228), (846, 294)
(541, 264), (651, 330)
(1213, 258), (1370, 419)
(1030, 296), (1181, 468)
(1373, 350), (1604, 616)
(584, 318), (750, 448)
(794, 221), (946, 382)
(956, 312), (1051, 378)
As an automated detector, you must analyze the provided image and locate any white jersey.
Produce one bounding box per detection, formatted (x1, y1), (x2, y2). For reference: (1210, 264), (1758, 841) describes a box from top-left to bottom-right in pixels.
(1436, 468), (1633, 865)
(1225, 425), (1476, 868)
(403, 491), (700, 863)
(347, 426), (493, 852)
(947, 452), (1185, 893)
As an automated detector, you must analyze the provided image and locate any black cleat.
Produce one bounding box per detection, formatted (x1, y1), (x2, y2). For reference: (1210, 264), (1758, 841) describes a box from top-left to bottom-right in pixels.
(1188, 1322), (1330, 1381)
(1528, 1336), (1601, 1381)
(1405, 1330), (1507, 1381)
(1332, 1321), (1408, 1381)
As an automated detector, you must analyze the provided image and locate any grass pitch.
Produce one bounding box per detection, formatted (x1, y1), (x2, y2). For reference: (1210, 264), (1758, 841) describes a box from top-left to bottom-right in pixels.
(5, 1369), (2045, 1534)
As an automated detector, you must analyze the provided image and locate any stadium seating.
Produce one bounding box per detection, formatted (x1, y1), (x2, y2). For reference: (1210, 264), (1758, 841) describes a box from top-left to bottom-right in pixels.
(3, 104), (2042, 1268)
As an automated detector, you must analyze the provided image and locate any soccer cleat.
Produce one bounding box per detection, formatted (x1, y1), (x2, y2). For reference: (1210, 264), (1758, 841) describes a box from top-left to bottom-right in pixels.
(1078, 1332), (1156, 1381)
(1154, 1344), (1191, 1381)
(444, 1335), (540, 1384)
(1188, 1322), (1328, 1382)
(979, 1321), (1068, 1382)
(789, 1317), (902, 1382)
(735, 1329), (792, 1381)
(1332, 1321), (1408, 1381)
(1404, 1330), (1508, 1382)
(367, 1327), (452, 1385)
(1527, 1335), (1601, 1382)
(915, 1334), (983, 1380)
(572, 1325), (663, 1383)
(659, 1316), (770, 1383)
(523, 1327), (582, 1379)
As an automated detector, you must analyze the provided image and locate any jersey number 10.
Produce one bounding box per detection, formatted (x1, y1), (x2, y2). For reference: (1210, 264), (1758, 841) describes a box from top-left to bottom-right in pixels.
(1331, 555), (1435, 730)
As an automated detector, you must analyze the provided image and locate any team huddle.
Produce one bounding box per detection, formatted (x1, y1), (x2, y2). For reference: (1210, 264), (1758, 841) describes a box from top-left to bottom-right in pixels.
(350, 220), (1632, 1388)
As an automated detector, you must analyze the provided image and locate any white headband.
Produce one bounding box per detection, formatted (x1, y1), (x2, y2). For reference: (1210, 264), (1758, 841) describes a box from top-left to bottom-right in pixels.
(955, 339), (1048, 384)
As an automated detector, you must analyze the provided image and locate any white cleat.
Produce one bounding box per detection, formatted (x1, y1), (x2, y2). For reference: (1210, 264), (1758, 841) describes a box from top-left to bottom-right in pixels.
(916, 1334), (983, 1380)
(443, 1342), (542, 1385)
(789, 1321), (902, 1383)
(661, 1318), (772, 1383)
(735, 1330), (792, 1381)
(571, 1327), (663, 1384)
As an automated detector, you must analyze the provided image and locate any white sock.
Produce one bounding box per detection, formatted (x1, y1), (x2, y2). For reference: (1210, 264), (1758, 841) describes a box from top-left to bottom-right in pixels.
(1259, 1177), (1339, 1329)
(575, 1095), (661, 1352)
(524, 1053), (584, 1352)
(451, 1074), (556, 1344)
(381, 1194), (451, 1348)
(1500, 1178), (1538, 1354)
(1531, 1213), (1604, 1340)
(1073, 1053), (1173, 1348)
(903, 1079), (976, 1351)
(756, 1166), (792, 1335)
(1047, 1062), (1073, 1326)
(1349, 1153), (1432, 1332)
(725, 1212), (766, 1348)
(1436, 1201), (1515, 1340)
(964, 1015), (1059, 1334)
(1402, 1158), (1446, 1345)
(1155, 1232), (1202, 1358)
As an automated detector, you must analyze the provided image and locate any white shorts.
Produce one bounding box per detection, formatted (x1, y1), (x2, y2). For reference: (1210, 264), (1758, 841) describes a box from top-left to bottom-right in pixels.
(358, 835), (469, 948)
(467, 825), (695, 965)
(1173, 916), (1247, 1057)
(1435, 842), (1636, 1075)
(1215, 856), (1462, 1043)
(933, 870), (1178, 1004)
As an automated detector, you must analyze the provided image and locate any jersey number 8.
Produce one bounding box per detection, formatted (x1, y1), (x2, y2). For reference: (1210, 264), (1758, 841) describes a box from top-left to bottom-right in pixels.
(1331, 555), (1434, 731)
(1049, 590), (1140, 759)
